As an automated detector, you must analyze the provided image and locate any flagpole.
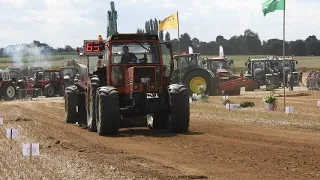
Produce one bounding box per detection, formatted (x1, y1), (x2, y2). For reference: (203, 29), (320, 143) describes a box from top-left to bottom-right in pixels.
(282, 0), (286, 111)
(177, 11), (182, 83)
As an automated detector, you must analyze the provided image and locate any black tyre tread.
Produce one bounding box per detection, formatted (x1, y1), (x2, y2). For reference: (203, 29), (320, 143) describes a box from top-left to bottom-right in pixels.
(167, 84), (190, 133)
(65, 85), (77, 123)
(44, 84), (54, 97)
(87, 81), (99, 132)
(184, 70), (214, 96)
(2, 83), (16, 101)
(96, 87), (120, 136)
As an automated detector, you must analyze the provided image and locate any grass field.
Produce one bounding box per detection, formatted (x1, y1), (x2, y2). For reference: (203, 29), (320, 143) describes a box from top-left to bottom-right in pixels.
(1, 54), (320, 72)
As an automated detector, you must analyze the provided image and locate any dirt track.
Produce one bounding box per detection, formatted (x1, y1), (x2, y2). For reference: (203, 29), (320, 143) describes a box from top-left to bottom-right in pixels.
(0, 90), (319, 179)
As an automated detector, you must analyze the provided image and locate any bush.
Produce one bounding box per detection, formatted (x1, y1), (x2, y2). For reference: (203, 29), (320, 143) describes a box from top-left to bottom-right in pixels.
(240, 101), (255, 108)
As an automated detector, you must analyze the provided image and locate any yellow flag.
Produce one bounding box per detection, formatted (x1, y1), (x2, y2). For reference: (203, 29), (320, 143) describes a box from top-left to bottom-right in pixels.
(159, 12), (179, 32)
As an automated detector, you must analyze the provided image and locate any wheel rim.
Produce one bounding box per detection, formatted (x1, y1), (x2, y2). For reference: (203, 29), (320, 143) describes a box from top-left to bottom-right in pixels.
(48, 87), (53, 95)
(6, 86), (15, 98)
(189, 77), (206, 93)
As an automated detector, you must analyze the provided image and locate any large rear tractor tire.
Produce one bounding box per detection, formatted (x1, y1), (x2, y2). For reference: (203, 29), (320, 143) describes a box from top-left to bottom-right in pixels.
(96, 87), (120, 136)
(65, 85), (77, 123)
(86, 77), (99, 132)
(44, 84), (55, 97)
(167, 84), (190, 133)
(2, 82), (16, 101)
(184, 70), (213, 96)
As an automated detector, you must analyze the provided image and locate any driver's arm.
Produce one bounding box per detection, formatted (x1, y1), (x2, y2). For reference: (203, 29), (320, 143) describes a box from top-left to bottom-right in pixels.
(131, 53), (138, 61)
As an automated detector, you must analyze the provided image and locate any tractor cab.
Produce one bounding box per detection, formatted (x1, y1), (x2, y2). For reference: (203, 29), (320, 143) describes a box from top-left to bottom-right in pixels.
(171, 53), (201, 83)
(201, 57), (234, 82)
(0, 70), (11, 81)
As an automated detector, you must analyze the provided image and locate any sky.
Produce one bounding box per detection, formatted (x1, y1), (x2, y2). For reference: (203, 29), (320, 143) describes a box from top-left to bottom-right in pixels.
(0, 0), (319, 48)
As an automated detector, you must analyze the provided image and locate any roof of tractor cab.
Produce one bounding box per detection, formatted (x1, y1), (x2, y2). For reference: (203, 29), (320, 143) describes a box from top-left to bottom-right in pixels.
(107, 33), (159, 41)
(45, 69), (61, 72)
(173, 53), (201, 57)
(202, 57), (227, 62)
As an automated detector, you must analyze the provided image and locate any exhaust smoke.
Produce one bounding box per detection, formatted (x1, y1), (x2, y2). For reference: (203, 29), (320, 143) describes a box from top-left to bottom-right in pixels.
(4, 42), (52, 69)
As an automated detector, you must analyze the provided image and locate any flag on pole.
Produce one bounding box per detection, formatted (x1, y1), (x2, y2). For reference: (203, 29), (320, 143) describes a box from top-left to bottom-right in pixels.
(262, 0), (285, 16)
(158, 12), (179, 32)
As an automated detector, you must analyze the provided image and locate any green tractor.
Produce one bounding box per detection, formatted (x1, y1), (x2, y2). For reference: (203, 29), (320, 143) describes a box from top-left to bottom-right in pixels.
(171, 52), (250, 96)
(171, 52), (217, 96)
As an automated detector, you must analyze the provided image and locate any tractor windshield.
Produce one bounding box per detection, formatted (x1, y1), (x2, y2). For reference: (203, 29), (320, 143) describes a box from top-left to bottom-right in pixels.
(61, 68), (75, 77)
(209, 60), (227, 70)
(111, 42), (160, 64)
(44, 72), (59, 81)
(253, 61), (265, 69)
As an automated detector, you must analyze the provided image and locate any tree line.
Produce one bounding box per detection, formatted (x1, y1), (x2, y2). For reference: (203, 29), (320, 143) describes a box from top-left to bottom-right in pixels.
(138, 18), (320, 56)
(1, 19), (319, 57)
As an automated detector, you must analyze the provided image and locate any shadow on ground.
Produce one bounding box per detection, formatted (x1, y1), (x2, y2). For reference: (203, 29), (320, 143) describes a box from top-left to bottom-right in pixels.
(116, 128), (203, 138)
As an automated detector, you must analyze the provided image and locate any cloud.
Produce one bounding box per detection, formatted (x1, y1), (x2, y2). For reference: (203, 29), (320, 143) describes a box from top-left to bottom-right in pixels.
(0, 0), (319, 48)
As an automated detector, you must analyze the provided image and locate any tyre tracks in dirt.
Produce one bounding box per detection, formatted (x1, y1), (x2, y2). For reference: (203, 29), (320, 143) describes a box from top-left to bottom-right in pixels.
(16, 99), (320, 179)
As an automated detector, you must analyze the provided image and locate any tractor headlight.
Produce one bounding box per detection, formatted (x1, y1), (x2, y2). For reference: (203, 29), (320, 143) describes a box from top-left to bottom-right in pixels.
(134, 85), (139, 90)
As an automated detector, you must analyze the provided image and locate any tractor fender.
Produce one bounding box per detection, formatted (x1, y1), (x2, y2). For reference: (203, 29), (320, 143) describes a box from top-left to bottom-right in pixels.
(183, 67), (215, 83)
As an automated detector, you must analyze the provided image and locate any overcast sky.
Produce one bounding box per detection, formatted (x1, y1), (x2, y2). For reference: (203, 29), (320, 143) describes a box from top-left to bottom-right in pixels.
(0, 0), (319, 48)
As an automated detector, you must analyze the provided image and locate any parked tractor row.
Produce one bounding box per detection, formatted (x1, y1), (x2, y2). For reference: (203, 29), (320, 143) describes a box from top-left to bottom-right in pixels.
(244, 56), (299, 91)
(0, 59), (88, 101)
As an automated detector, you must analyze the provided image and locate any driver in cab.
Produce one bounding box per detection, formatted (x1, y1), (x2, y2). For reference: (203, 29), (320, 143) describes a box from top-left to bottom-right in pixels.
(121, 45), (138, 63)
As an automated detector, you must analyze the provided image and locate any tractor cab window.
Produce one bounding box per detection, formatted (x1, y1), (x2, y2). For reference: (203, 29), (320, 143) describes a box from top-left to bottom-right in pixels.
(0, 71), (10, 80)
(253, 61), (265, 69)
(176, 56), (189, 69)
(111, 42), (160, 64)
(209, 61), (227, 70)
(61, 68), (75, 77)
(44, 72), (57, 81)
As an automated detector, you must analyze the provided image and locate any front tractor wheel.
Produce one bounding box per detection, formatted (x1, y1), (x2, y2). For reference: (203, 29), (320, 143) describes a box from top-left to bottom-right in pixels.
(184, 70), (213, 96)
(96, 87), (120, 136)
(2, 83), (16, 101)
(65, 85), (77, 123)
(167, 84), (190, 133)
(44, 84), (55, 97)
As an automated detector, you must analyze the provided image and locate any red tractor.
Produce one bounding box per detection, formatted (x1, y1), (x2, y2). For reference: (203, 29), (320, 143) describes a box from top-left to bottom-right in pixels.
(0, 70), (17, 101)
(32, 69), (63, 97)
(64, 34), (190, 136)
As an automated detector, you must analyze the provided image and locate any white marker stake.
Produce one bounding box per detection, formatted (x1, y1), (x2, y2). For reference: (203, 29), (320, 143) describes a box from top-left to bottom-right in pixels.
(23, 143), (40, 159)
(0, 117), (3, 125)
(7, 129), (18, 139)
(7, 129), (18, 150)
(285, 107), (294, 114)
(317, 101), (320, 107)
(223, 95), (229, 100)
(226, 103), (231, 110)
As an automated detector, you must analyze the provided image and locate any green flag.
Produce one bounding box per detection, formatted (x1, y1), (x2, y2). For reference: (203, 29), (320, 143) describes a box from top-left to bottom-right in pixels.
(262, 0), (285, 16)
